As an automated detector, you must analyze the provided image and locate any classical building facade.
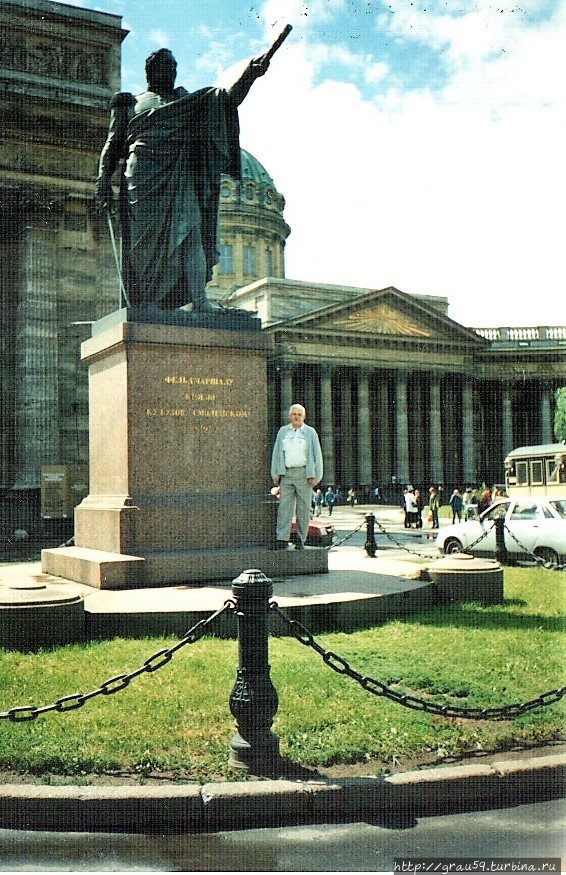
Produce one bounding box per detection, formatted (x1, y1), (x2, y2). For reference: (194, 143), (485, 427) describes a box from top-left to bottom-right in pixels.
(1, 0), (564, 535)
(228, 279), (566, 490)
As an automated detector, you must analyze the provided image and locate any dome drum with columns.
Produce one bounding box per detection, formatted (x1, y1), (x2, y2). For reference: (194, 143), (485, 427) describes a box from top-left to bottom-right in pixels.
(207, 149), (290, 305)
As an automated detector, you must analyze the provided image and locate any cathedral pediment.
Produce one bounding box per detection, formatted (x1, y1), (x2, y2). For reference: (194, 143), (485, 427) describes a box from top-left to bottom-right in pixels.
(273, 285), (486, 346)
(330, 301), (432, 337)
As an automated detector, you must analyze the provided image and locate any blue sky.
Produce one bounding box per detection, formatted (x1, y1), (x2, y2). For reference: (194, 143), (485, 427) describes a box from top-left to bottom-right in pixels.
(63, 0), (564, 327)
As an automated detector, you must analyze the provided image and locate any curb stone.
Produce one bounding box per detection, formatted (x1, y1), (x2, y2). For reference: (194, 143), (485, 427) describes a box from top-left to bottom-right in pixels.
(0, 753), (563, 834)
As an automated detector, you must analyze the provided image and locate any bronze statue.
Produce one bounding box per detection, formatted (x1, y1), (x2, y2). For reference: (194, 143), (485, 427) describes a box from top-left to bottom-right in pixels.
(95, 27), (291, 314)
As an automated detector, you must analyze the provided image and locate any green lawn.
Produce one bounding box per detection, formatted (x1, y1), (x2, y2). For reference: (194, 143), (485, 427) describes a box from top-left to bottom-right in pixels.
(0, 566), (563, 783)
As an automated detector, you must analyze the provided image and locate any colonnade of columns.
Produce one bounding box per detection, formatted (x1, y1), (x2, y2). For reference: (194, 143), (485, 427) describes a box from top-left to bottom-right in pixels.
(1, 208), (112, 492)
(12, 222), (60, 489)
(1, 262), (559, 498)
(272, 361), (557, 491)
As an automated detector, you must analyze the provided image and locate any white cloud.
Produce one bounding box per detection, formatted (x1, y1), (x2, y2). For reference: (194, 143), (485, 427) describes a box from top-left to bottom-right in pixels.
(232, 1), (566, 328)
(148, 29), (170, 49)
(364, 61), (389, 88)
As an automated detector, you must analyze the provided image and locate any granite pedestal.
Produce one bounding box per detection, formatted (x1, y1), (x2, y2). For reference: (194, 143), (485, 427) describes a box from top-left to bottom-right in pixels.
(42, 313), (328, 588)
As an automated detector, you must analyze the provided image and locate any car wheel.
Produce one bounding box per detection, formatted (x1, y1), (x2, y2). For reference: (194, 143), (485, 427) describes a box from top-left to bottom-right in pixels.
(444, 537), (463, 555)
(533, 546), (560, 567)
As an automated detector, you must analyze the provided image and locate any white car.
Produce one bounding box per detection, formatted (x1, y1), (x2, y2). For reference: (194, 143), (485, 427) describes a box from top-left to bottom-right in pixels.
(435, 497), (566, 566)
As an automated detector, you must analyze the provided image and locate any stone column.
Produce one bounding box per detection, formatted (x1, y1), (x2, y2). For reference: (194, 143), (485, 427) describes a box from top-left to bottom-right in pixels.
(279, 363), (293, 426)
(429, 374), (444, 484)
(302, 369), (316, 426)
(320, 365), (335, 486)
(340, 370), (354, 485)
(13, 220), (60, 488)
(461, 379), (476, 485)
(411, 376), (424, 485)
(395, 370), (410, 484)
(357, 368), (372, 486)
(234, 235), (244, 286)
(375, 372), (390, 482)
(540, 382), (553, 443)
(0, 235), (16, 487)
(502, 382), (514, 457)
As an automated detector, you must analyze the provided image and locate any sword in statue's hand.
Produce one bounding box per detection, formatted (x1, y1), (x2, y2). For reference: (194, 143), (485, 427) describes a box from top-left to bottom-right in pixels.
(252, 24), (293, 75)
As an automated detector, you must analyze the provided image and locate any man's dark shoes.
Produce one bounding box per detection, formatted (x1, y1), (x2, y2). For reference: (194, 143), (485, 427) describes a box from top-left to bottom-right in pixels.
(295, 540), (305, 550)
(275, 540), (289, 550)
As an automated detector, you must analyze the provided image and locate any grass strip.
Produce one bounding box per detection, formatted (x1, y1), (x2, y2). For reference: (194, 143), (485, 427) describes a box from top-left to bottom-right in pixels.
(0, 566), (563, 783)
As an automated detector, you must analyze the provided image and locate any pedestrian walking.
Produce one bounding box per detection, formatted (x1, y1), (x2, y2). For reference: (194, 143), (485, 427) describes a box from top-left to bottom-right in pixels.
(325, 486), (336, 516)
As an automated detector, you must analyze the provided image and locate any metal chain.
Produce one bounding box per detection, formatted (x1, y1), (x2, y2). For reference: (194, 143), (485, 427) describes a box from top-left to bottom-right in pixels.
(376, 512), (565, 571)
(433, 516), (565, 571)
(459, 520), (500, 552)
(502, 524), (566, 570)
(0, 601), (235, 723)
(325, 518), (367, 549)
(372, 517), (442, 558)
(270, 602), (566, 721)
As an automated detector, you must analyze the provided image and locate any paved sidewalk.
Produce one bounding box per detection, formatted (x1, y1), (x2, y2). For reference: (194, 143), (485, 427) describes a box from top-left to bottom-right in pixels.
(0, 746), (563, 833)
(0, 506), (439, 640)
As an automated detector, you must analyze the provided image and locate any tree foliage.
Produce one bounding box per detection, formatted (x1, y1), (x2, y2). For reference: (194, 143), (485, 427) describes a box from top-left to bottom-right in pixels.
(554, 387), (566, 442)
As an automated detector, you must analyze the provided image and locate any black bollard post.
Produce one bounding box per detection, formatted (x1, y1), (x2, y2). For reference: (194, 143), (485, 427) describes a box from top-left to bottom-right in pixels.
(494, 515), (508, 565)
(365, 512), (377, 557)
(229, 569), (280, 772)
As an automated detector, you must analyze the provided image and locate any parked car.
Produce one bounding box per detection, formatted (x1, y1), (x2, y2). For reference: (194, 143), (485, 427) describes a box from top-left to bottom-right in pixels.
(435, 497), (566, 566)
(290, 518), (334, 547)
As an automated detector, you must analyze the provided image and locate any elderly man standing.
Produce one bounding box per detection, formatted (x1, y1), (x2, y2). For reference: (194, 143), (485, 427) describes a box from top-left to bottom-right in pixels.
(271, 404), (323, 550)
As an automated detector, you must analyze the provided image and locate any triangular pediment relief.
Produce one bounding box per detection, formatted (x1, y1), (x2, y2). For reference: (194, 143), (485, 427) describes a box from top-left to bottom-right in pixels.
(273, 286), (487, 346)
(330, 302), (431, 337)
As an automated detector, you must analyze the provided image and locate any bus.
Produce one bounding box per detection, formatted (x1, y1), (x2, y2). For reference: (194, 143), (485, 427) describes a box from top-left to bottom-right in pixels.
(504, 443), (566, 497)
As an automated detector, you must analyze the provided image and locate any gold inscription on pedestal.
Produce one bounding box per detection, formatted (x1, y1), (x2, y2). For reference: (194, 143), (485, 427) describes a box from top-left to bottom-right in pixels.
(164, 376), (234, 386)
(146, 408), (187, 417)
(192, 409), (251, 418)
(144, 375), (250, 430)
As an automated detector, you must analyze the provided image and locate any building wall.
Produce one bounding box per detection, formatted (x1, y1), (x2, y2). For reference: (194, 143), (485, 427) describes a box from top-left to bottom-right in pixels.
(0, 0), (123, 532)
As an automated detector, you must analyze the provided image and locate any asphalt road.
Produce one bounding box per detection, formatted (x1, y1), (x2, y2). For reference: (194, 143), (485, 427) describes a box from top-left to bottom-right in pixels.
(0, 799), (563, 873)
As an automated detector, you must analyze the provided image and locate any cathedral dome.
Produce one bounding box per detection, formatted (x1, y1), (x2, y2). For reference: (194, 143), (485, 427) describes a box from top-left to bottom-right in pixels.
(240, 148), (274, 187)
(210, 147), (290, 297)
(219, 148), (286, 215)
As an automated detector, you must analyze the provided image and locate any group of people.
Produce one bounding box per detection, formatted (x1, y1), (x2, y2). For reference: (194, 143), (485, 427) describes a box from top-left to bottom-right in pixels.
(402, 483), (505, 530)
(459, 485), (505, 520)
(402, 485), (442, 529)
(312, 487), (337, 517)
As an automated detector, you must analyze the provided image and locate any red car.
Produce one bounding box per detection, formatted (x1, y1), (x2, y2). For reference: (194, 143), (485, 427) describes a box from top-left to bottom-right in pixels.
(290, 517), (334, 547)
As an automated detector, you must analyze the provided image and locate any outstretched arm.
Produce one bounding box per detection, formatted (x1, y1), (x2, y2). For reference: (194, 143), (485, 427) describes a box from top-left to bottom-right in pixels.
(228, 24), (292, 105)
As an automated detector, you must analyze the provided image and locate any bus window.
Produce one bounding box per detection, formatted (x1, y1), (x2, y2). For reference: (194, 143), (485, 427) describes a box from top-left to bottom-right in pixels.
(546, 459), (560, 485)
(515, 461), (528, 487)
(530, 459), (544, 486)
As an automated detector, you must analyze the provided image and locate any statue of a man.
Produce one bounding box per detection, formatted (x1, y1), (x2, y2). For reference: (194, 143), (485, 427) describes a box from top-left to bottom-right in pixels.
(95, 47), (272, 313)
